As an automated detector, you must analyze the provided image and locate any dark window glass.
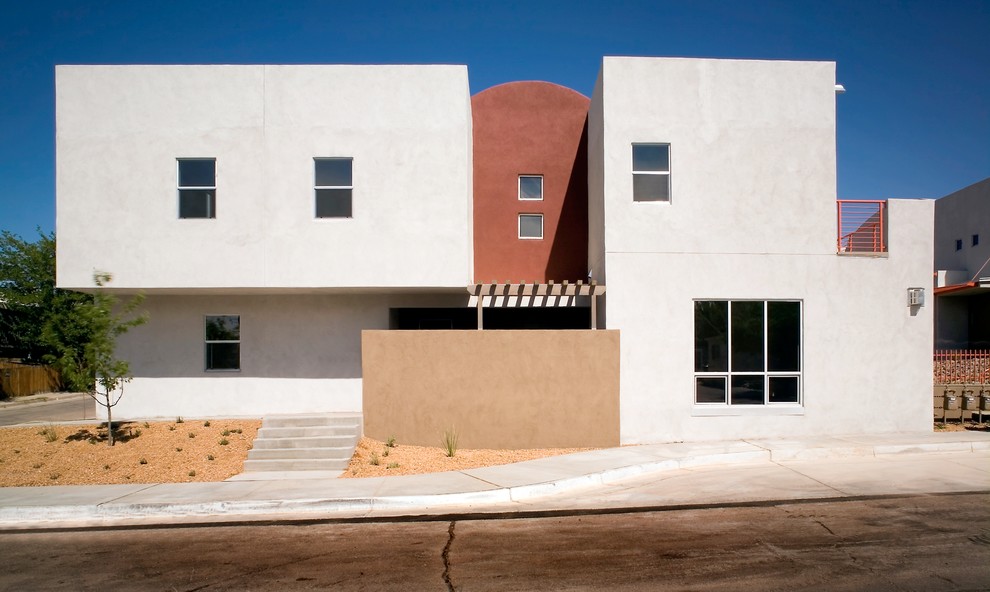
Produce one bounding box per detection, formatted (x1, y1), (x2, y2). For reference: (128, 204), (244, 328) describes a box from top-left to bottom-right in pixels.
(315, 159), (352, 187)
(316, 189), (353, 218)
(956, 239), (963, 251)
(731, 301), (764, 372)
(178, 160), (215, 188)
(206, 343), (240, 371)
(632, 144), (669, 172)
(179, 190), (215, 219)
(696, 377), (727, 404)
(767, 301), (800, 371)
(769, 376), (800, 403)
(731, 375), (764, 405)
(973, 234), (980, 247)
(695, 301), (728, 372)
(206, 316), (239, 341)
(633, 174), (670, 202)
(519, 214), (543, 239)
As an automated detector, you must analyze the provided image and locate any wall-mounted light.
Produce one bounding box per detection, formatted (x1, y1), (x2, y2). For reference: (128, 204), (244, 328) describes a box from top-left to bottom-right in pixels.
(907, 287), (925, 307)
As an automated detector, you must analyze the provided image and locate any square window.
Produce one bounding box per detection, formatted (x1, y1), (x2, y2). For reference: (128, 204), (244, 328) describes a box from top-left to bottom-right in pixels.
(177, 159), (216, 219)
(632, 144), (670, 202)
(518, 214), (543, 239)
(315, 158), (353, 218)
(519, 175), (543, 200)
(205, 315), (239, 371)
(694, 300), (802, 406)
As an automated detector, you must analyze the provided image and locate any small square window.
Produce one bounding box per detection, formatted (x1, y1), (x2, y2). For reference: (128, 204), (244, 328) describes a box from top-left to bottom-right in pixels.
(956, 239), (963, 251)
(518, 214), (543, 239)
(177, 159), (216, 219)
(205, 315), (239, 371)
(315, 158), (353, 218)
(632, 144), (670, 202)
(519, 175), (543, 200)
(973, 234), (980, 247)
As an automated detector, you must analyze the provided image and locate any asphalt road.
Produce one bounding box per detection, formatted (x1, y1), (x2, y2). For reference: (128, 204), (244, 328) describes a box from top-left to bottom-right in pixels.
(2, 493), (987, 591)
(0, 396), (95, 426)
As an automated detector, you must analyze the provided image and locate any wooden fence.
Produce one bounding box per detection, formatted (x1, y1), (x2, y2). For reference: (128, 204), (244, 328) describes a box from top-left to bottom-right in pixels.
(0, 361), (62, 398)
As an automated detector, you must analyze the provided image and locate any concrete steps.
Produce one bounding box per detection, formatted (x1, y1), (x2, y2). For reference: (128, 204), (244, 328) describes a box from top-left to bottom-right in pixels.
(243, 413), (361, 473)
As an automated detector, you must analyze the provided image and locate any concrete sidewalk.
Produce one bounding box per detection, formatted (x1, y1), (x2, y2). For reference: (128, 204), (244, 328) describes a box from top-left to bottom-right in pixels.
(0, 431), (987, 530)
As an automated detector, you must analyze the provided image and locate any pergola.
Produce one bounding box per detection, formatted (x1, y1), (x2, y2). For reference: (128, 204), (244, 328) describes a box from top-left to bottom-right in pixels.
(467, 281), (607, 330)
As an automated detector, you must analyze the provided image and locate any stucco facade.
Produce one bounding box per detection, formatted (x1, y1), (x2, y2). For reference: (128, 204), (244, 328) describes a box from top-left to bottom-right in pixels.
(56, 58), (937, 445)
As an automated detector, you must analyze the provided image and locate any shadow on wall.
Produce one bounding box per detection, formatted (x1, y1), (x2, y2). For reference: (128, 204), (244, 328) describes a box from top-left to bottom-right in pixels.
(546, 118), (590, 281)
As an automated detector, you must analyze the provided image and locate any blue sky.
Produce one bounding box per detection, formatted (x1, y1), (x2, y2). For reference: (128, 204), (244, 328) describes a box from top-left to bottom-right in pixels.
(1, 0), (988, 240)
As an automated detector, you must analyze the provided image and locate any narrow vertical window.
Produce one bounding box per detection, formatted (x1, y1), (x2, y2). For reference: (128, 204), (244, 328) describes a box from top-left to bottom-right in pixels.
(177, 159), (216, 219)
(955, 239), (963, 251)
(518, 214), (543, 239)
(315, 158), (353, 218)
(519, 175), (543, 200)
(205, 315), (240, 371)
(632, 144), (670, 202)
(973, 234), (980, 247)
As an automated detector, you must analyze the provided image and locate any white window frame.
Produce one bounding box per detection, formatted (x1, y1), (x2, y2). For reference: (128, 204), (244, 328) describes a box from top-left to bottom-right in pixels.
(177, 158), (216, 219)
(693, 300), (803, 408)
(518, 175), (544, 201)
(314, 157), (353, 219)
(204, 315), (240, 372)
(518, 214), (544, 240)
(631, 143), (671, 203)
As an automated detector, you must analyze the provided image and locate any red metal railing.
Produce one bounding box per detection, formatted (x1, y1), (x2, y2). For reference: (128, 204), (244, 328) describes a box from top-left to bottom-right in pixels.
(837, 200), (886, 253)
(934, 350), (990, 385)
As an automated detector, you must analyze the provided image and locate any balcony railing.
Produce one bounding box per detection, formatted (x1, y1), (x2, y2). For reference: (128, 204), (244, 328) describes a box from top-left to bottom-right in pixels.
(837, 200), (886, 254)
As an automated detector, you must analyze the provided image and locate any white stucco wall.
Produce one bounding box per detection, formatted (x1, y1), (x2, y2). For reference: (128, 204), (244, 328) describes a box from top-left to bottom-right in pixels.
(591, 57), (934, 443)
(934, 177), (990, 278)
(56, 65), (473, 291)
(109, 292), (467, 419)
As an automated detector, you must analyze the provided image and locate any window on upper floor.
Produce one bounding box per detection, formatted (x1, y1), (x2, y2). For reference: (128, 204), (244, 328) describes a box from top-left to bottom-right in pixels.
(632, 143), (670, 202)
(519, 175), (543, 201)
(177, 159), (216, 219)
(956, 239), (963, 251)
(518, 214), (543, 240)
(974, 234), (980, 247)
(694, 300), (802, 406)
(205, 315), (240, 371)
(315, 158), (353, 218)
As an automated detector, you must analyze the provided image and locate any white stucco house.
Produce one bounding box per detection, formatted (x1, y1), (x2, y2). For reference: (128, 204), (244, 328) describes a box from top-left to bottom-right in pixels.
(56, 57), (935, 447)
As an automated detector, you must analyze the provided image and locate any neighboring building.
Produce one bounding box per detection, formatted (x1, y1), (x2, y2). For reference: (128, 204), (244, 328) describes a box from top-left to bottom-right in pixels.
(56, 58), (935, 447)
(934, 178), (990, 350)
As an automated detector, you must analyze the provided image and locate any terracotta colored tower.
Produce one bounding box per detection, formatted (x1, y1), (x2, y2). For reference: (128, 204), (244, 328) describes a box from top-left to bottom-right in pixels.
(472, 81), (589, 283)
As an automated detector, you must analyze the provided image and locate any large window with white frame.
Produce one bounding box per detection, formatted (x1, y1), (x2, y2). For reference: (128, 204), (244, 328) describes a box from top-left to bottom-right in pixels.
(518, 175), (543, 200)
(694, 300), (802, 405)
(314, 158), (353, 218)
(518, 214), (543, 239)
(632, 143), (670, 202)
(177, 158), (216, 218)
(205, 315), (240, 371)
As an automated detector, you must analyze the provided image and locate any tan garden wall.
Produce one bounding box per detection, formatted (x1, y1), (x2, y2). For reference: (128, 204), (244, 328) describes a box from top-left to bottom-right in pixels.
(361, 330), (620, 449)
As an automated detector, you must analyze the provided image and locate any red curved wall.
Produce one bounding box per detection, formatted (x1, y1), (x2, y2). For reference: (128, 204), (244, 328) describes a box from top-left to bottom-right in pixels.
(472, 81), (589, 283)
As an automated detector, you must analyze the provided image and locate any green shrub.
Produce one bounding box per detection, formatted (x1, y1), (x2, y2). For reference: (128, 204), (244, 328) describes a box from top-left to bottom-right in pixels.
(441, 427), (459, 458)
(219, 438), (229, 446)
(369, 451), (380, 466)
(386, 435), (397, 448)
(38, 424), (58, 443)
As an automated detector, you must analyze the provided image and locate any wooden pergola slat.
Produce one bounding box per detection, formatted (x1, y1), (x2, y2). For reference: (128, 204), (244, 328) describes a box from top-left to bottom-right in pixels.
(467, 282), (607, 330)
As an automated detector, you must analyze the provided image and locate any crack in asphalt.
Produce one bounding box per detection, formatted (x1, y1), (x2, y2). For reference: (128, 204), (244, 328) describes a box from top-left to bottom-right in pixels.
(442, 521), (456, 592)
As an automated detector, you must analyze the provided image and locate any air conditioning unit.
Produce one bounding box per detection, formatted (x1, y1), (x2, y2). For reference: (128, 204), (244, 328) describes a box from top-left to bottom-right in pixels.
(907, 287), (925, 307)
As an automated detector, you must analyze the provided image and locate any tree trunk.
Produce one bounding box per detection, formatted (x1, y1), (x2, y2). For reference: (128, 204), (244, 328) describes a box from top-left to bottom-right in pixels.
(105, 392), (114, 446)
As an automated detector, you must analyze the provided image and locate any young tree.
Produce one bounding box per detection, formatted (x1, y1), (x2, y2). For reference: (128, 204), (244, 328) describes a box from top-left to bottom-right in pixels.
(44, 273), (147, 445)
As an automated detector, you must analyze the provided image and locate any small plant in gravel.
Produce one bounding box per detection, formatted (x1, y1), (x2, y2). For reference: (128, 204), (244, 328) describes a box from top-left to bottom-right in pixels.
(207, 454), (214, 461)
(369, 451), (380, 466)
(441, 427), (459, 458)
(219, 438), (229, 446)
(12, 449), (19, 454)
(188, 470), (196, 477)
(387, 462), (400, 469)
(175, 417), (184, 424)
(103, 464), (110, 470)
(87, 437), (97, 444)
(130, 428), (142, 438)
(935, 422), (947, 431)
(382, 447), (390, 457)
(32, 463), (42, 469)
(188, 432), (196, 438)
(139, 458), (147, 465)
(143, 421), (150, 428)
(175, 447), (183, 452)
(234, 428), (242, 434)
(49, 473), (59, 480)
(203, 420), (210, 427)
(221, 429), (231, 436)
(386, 435), (397, 448)
(168, 425), (176, 431)
(38, 424), (58, 443)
